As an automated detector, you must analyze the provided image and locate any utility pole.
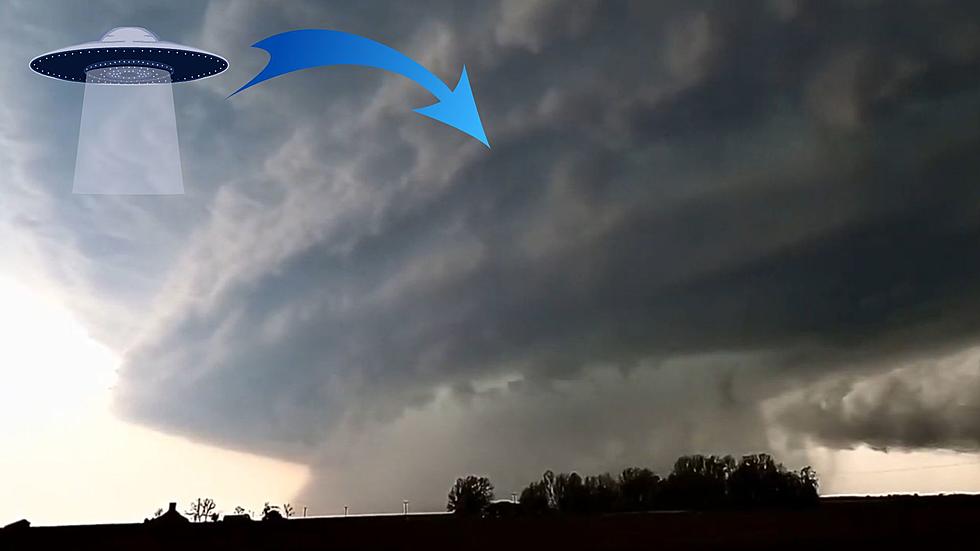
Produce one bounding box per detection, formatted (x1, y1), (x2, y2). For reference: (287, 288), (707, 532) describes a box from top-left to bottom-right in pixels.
(303, 506), (307, 518)
(402, 500), (409, 515)
(344, 505), (349, 517)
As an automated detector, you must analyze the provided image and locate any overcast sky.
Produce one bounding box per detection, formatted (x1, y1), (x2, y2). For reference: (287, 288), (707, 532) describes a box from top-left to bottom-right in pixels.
(3, 0), (980, 524)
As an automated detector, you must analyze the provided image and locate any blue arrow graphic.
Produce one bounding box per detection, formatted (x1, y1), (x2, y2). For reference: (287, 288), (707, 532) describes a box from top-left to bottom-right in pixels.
(230, 29), (490, 148)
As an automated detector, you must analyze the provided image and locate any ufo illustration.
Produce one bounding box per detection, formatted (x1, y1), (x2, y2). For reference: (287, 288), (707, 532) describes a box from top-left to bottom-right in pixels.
(30, 27), (228, 194)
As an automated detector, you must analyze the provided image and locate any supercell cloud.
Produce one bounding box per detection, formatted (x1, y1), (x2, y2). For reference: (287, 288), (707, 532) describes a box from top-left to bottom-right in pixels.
(4, 0), (980, 511)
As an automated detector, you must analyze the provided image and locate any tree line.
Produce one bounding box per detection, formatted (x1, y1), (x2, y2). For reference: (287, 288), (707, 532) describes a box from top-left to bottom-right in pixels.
(448, 453), (819, 516)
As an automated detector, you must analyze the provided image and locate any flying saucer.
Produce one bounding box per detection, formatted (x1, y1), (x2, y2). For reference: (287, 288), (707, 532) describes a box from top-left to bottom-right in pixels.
(30, 26), (228, 85)
(31, 27), (228, 194)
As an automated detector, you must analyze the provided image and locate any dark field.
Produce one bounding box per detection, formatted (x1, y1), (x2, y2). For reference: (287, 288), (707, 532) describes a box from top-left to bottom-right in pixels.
(3, 496), (980, 550)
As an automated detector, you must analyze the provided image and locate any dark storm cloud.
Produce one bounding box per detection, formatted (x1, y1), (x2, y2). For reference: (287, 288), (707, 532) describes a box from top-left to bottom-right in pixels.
(774, 348), (980, 451)
(42, 0), (976, 509)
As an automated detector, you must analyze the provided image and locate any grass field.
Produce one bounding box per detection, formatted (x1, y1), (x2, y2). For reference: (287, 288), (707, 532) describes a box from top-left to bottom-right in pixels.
(3, 495), (979, 550)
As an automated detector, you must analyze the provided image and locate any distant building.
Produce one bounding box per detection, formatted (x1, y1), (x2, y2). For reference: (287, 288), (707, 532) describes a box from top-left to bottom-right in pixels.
(147, 502), (189, 526)
(2, 519), (30, 531)
(484, 500), (520, 519)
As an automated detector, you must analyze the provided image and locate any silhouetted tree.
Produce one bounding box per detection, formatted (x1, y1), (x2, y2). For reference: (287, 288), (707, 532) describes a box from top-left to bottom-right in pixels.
(447, 475), (495, 515)
(185, 498), (217, 523)
(728, 453), (783, 507)
(261, 502), (286, 521)
(780, 465), (819, 506)
(797, 466), (819, 502)
(618, 467), (661, 512)
(282, 503), (295, 518)
(583, 474), (619, 513)
(518, 478), (552, 514)
(509, 453), (819, 517)
(554, 472), (589, 513)
(727, 454), (820, 508)
(662, 455), (734, 509)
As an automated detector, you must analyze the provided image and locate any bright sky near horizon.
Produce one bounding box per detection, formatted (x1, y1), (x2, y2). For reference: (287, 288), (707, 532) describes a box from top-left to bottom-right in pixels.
(0, 277), (308, 526)
(1, 269), (979, 525)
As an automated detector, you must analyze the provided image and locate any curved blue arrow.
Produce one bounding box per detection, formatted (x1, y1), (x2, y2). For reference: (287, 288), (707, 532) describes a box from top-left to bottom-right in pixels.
(229, 29), (490, 148)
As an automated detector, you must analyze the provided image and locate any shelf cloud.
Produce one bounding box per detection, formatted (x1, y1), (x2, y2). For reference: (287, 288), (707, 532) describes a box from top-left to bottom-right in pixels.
(5, 0), (980, 512)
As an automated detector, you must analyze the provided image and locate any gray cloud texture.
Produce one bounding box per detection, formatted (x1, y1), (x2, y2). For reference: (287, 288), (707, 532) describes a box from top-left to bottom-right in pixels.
(774, 347), (980, 452)
(5, 0), (980, 511)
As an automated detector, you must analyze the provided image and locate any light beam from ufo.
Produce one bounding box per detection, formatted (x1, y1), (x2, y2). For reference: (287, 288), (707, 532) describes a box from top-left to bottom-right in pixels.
(30, 27), (228, 195)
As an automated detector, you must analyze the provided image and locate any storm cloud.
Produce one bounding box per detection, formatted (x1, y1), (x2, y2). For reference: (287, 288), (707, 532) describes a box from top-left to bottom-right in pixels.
(6, 0), (980, 512)
(774, 347), (980, 452)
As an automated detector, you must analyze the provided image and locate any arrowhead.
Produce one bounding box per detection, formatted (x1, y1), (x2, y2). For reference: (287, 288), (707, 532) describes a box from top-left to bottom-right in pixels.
(414, 66), (490, 148)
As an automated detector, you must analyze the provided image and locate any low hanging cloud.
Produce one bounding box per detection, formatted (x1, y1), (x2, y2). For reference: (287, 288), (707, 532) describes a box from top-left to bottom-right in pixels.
(773, 347), (980, 452)
(6, 0), (980, 512)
